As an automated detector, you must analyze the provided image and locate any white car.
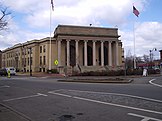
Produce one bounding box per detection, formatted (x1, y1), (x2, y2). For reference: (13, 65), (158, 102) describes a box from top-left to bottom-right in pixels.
(6, 67), (16, 75)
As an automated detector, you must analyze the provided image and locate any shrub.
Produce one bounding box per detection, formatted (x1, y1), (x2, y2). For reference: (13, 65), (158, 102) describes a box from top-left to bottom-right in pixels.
(47, 69), (58, 74)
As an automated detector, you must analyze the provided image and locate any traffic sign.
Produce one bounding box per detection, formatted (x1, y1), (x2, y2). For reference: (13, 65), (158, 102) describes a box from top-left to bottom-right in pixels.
(54, 60), (59, 65)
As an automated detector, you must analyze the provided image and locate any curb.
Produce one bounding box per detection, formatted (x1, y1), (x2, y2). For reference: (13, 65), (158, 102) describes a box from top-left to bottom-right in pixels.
(58, 79), (133, 83)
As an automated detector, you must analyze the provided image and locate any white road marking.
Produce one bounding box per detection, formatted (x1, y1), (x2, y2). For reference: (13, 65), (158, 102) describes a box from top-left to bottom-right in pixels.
(128, 113), (162, 121)
(149, 79), (162, 88)
(3, 93), (48, 102)
(37, 93), (48, 96)
(49, 89), (162, 103)
(49, 92), (162, 115)
(48, 92), (72, 98)
(0, 85), (10, 88)
(11, 77), (37, 80)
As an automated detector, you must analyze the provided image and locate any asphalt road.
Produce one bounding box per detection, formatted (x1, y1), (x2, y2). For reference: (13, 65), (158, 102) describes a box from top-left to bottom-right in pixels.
(0, 75), (162, 121)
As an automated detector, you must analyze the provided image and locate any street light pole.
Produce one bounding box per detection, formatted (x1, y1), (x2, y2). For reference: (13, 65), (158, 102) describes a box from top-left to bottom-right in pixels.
(149, 48), (157, 68)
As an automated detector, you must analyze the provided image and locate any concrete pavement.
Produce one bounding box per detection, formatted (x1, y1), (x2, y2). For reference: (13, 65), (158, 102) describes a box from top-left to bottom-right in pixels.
(1, 73), (161, 121)
(0, 103), (31, 121)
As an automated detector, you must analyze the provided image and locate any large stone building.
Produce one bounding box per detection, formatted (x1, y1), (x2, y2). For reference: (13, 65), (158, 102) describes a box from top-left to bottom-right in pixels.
(1, 25), (124, 74)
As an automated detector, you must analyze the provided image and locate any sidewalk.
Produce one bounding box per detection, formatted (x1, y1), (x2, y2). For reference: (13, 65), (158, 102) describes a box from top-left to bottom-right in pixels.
(0, 103), (31, 121)
(16, 72), (65, 78)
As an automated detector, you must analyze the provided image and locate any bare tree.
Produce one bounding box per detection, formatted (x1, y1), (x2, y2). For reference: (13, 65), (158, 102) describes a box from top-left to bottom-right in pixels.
(125, 50), (134, 69)
(136, 56), (143, 63)
(143, 54), (150, 63)
(0, 6), (11, 31)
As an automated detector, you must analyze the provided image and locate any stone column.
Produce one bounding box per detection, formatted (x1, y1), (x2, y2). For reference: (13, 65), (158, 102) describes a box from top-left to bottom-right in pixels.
(101, 41), (104, 66)
(116, 41), (119, 66)
(66, 40), (70, 66)
(108, 41), (112, 66)
(84, 40), (88, 66)
(75, 40), (79, 66)
(58, 40), (61, 66)
(93, 40), (96, 66)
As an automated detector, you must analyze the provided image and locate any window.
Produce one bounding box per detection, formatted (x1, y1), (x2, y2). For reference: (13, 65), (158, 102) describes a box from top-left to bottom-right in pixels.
(31, 57), (33, 65)
(31, 48), (33, 54)
(24, 58), (26, 66)
(22, 58), (24, 66)
(43, 45), (46, 53)
(40, 56), (42, 65)
(43, 56), (46, 65)
(28, 57), (29, 65)
(40, 46), (42, 53)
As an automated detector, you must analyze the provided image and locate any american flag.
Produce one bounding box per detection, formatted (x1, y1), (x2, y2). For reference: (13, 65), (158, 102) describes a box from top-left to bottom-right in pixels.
(51, 0), (54, 11)
(133, 6), (139, 17)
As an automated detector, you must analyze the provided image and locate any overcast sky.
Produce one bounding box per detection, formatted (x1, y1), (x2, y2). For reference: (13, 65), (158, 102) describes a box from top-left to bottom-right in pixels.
(0, 0), (161, 59)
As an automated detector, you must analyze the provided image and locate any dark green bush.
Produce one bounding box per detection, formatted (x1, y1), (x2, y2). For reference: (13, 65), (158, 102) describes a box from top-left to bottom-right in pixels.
(47, 69), (58, 74)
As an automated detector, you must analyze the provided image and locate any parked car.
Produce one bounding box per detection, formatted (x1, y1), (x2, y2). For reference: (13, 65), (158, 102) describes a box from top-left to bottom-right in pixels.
(0, 68), (8, 76)
(6, 67), (16, 75)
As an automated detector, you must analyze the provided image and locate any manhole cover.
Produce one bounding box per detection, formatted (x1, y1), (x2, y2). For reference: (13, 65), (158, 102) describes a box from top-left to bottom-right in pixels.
(59, 115), (75, 121)
(76, 113), (83, 116)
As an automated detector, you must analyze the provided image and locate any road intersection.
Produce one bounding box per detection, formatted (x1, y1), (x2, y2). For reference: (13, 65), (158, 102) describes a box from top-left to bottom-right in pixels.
(0, 75), (162, 121)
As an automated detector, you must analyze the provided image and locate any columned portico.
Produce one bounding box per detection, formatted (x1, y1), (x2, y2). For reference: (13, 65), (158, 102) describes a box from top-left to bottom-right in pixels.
(108, 41), (112, 66)
(58, 40), (62, 66)
(66, 40), (70, 66)
(84, 40), (88, 66)
(116, 41), (119, 66)
(101, 41), (104, 66)
(54, 25), (123, 74)
(75, 40), (79, 66)
(63, 39), (120, 67)
(93, 40), (96, 66)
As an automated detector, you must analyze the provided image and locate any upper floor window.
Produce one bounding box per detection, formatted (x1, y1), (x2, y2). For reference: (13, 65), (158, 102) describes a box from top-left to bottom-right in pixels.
(43, 45), (46, 53)
(40, 46), (42, 53)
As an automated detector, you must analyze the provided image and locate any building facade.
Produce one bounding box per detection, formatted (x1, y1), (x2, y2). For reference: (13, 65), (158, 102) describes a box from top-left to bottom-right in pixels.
(1, 25), (124, 74)
(1, 38), (56, 72)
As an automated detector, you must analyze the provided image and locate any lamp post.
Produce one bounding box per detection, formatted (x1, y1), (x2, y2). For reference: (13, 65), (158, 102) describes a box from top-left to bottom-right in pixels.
(149, 48), (157, 68)
(28, 47), (32, 76)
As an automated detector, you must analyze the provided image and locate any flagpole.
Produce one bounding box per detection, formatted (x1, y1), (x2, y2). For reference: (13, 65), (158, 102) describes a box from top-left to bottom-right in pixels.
(133, 18), (136, 69)
(132, 4), (139, 69)
(49, 1), (52, 71)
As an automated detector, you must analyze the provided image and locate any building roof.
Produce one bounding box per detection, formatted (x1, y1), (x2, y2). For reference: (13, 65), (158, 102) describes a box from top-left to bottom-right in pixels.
(1, 37), (55, 53)
(54, 25), (120, 38)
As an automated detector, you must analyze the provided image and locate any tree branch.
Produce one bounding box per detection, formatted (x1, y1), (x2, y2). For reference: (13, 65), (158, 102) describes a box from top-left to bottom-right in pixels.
(0, 7), (11, 31)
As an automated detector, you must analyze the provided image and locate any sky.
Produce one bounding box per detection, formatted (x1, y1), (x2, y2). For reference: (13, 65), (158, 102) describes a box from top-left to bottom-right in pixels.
(0, 0), (162, 59)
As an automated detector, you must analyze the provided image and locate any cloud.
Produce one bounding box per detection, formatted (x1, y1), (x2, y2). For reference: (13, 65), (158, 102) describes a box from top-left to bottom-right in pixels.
(119, 21), (162, 59)
(2, 0), (148, 29)
(0, 19), (49, 50)
(1, 0), (161, 60)
(7, 0), (146, 28)
(2, 0), (45, 13)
